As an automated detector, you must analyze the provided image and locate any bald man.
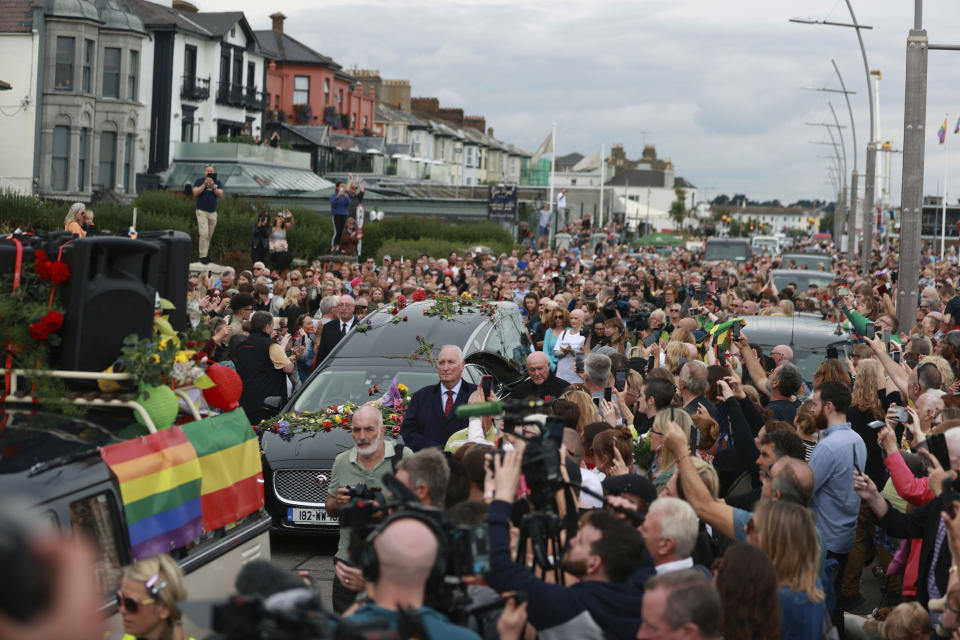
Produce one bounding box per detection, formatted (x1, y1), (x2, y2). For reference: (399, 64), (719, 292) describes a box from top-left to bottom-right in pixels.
(770, 345), (794, 365)
(345, 518), (482, 639)
(511, 351), (569, 400)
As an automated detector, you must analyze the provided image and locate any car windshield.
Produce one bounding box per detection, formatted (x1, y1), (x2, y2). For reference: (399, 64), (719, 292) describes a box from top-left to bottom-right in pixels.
(772, 272), (834, 291)
(291, 368), (440, 412)
(705, 243), (748, 261)
(784, 255), (832, 270)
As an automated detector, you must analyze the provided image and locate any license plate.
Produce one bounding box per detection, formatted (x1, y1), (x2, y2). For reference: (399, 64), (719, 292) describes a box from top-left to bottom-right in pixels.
(287, 508), (338, 524)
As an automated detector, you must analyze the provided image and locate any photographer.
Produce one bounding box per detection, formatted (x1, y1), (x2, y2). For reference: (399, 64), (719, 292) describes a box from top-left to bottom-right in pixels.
(326, 405), (410, 613)
(191, 164), (223, 264)
(250, 210), (270, 265)
(485, 449), (650, 639)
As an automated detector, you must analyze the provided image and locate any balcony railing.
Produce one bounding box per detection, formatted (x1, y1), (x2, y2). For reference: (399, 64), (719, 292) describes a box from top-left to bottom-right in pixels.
(244, 86), (267, 111)
(180, 75), (210, 101)
(216, 81), (246, 107)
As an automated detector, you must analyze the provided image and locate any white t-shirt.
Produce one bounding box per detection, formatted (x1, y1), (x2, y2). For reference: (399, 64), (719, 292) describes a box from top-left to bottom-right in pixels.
(557, 192), (567, 211)
(553, 328), (585, 383)
(580, 466), (605, 509)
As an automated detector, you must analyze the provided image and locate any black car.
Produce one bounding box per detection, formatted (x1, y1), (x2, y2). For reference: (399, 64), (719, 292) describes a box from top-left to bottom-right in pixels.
(738, 314), (856, 384)
(261, 299), (532, 533)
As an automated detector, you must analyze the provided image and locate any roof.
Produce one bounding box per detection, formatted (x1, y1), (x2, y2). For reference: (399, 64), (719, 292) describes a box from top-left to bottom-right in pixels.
(555, 152), (584, 166)
(267, 122), (329, 147)
(605, 169), (668, 187)
(674, 176), (695, 189)
(0, 0), (33, 32)
(165, 159), (334, 195)
(385, 142), (411, 157)
(126, 0), (215, 37)
(254, 28), (337, 67)
(375, 103), (426, 128)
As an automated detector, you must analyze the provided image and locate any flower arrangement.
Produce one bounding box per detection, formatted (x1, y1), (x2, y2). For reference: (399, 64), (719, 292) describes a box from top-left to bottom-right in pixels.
(0, 248), (71, 405)
(256, 377), (413, 441)
(633, 437), (655, 475)
(115, 306), (211, 389)
(423, 292), (499, 323)
(323, 105), (340, 127)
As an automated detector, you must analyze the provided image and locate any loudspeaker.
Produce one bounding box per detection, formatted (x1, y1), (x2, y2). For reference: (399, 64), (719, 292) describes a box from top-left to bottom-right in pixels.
(136, 230), (191, 330)
(59, 237), (159, 371)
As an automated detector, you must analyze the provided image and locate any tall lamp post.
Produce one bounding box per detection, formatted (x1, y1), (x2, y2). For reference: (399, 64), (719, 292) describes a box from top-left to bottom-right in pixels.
(792, 1), (877, 274)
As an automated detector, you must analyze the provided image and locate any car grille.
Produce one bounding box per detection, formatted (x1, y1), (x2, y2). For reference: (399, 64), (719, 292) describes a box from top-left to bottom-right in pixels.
(273, 469), (331, 507)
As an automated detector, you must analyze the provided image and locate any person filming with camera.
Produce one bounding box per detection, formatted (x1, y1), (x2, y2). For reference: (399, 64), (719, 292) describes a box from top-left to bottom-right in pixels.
(484, 447), (651, 639)
(326, 405), (409, 613)
(191, 164), (223, 264)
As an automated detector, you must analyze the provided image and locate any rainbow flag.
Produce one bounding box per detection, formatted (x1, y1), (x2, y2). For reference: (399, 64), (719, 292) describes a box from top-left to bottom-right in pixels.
(180, 409), (263, 532)
(100, 428), (204, 561)
(939, 118), (948, 144)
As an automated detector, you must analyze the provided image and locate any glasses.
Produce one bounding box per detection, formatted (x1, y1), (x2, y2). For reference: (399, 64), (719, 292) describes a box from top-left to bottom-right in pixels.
(116, 591), (154, 614)
(356, 306), (368, 311)
(648, 429), (662, 436)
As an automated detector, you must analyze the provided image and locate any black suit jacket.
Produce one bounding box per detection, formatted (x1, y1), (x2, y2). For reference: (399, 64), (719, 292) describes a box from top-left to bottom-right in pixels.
(510, 374), (569, 401)
(315, 315), (357, 364)
(400, 380), (477, 451)
(877, 496), (950, 607)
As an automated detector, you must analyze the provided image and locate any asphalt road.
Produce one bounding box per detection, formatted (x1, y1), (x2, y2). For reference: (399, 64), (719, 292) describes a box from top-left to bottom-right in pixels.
(270, 531), (339, 610)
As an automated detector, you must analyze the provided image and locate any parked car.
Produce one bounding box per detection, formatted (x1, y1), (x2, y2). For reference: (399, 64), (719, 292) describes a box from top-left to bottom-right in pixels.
(781, 253), (834, 271)
(704, 238), (752, 263)
(261, 299), (533, 533)
(770, 269), (835, 293)
(738, 314), (855, 384)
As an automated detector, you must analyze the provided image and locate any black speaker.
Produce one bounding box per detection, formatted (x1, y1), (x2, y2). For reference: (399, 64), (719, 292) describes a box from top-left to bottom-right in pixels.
(136, 230), (191, 330)
(59, 237), (159, 371)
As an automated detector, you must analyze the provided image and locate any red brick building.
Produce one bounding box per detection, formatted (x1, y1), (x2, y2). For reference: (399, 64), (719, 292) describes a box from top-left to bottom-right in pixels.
(256, 13), (376, 137)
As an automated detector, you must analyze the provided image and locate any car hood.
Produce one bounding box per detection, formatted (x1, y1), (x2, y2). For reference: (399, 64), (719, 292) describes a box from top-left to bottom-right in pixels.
(262, 427), (357, 467)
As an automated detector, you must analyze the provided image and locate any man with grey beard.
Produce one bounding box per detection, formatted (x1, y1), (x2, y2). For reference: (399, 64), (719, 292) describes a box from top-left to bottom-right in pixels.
(325, 405), (409, 613)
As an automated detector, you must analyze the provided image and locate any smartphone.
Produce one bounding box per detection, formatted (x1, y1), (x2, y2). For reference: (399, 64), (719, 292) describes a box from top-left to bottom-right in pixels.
(716, 344), (728, 368)
(864, 323), (876, 340)
(647, 355), (655, 371)
(838, 287), (851, 297)
(943, 475), (958, 518)
(892, 350), (902, 364)
(643, 328), (663, 348)
(852, 444), (861, 474)
(732, 322), (741, 340)
(593, 397), (601, 408)
(929, 433), (952, 470)
(615, 369), (627, 392)
(604, 387), (613, 402)
(892, 406), (912, 424)
(481, 374), (493, 397)
(575, 352), (585, 372)
(883, 328), (891, 349)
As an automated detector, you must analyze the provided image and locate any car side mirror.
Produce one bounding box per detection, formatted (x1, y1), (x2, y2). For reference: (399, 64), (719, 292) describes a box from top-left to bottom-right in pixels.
(263, 396), (283, 412)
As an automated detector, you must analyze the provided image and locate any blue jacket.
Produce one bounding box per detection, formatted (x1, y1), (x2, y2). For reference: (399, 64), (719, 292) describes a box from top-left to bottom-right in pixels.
(484, 500), (652, 639)
(778, 586), (826, 640)
(399, 381), (477, 451)
(330, 191), (351, 216)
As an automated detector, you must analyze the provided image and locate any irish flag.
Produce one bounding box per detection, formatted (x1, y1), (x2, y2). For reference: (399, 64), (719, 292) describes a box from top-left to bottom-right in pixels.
(180, 409), (263, 532)
(100, 428), (204, 561)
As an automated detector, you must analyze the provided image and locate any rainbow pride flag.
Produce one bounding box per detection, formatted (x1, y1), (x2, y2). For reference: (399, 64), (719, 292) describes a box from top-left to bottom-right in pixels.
(180, 409), (263, 532)
(100, 428), (204, 561)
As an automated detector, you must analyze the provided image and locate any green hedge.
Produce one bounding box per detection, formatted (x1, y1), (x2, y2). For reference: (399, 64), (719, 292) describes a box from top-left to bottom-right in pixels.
(0, 189), (514, 269)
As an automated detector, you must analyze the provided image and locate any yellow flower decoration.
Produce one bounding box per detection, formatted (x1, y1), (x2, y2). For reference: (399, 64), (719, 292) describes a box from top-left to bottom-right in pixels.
(174, 350), (196, 363)
(397, 383), (409, 394)
(151, 354), (160, 363)
(158, 336), (173, 351)
(333, 415), (342, 425)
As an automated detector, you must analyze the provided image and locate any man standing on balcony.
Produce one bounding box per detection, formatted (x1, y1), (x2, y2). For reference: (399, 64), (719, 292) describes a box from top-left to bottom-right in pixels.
(192, 165), (223, 264)
(330, 180), (350, 254)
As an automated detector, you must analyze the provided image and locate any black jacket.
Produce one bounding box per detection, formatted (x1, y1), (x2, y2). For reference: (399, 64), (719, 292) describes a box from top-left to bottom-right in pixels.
(877, 496), (950, 608)
(236, 330), (287, 425)
(315, 315), (357, 365)
(510, 374), (569, 400)
(399, 380), (477, 451)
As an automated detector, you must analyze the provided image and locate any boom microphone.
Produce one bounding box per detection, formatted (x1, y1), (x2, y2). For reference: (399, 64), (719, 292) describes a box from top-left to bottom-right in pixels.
(453, 401), (504, 418)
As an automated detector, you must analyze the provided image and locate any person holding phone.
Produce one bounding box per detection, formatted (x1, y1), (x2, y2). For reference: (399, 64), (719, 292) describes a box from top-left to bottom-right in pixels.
(329, 180), (351, 253)
(192, 164), (223, 264)
(553, 308), (586, 384)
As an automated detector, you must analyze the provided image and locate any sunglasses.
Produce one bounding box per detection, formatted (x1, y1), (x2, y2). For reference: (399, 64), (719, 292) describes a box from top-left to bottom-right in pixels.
(116, 590), (154, 614)
(356, 305), (368, 311)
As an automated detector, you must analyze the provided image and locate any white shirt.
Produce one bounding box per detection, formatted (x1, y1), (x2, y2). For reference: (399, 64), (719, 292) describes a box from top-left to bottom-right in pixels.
(579, 466), (605, 509)
(557, 192), (567, 211)
(338, 317), (355, 333)
(655, 557), (694, 575)
(441, 379), (463, 413)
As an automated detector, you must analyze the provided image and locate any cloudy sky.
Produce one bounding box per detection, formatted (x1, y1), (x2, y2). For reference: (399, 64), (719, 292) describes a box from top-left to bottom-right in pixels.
(203, 0), (959, 205)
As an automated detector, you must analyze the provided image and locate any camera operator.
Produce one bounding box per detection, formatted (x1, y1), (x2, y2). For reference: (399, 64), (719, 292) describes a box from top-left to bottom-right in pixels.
(191, 164), (223, 264)
(326, 405), (410, 613)
(485, 449), (651, 639)
(345, 517), (484, 640)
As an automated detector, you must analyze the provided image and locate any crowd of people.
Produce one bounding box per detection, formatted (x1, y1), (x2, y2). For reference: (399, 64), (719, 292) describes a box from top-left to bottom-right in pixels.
(35, 198), (960, 640)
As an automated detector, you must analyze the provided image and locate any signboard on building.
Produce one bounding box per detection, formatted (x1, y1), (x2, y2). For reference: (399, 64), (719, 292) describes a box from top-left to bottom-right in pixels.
(488, 185), (518, 221)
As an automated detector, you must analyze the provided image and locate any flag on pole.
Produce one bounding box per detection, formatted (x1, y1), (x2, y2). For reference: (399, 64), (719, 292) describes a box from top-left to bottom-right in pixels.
(954, 116), (960, 135)
(530, 132), (553, 164)
(939, 117), (948, 144)
(572, 149), (603, 172)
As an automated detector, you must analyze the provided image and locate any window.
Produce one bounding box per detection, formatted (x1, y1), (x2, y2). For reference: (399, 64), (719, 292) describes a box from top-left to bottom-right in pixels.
(128, 50), (139, 100)
(51, 125), (70, 190)
(362, 115), (368, 130)
(82, 39), (93, 93)
(181, 106), (196, 142)
(124, 133), (133, 192)
(183, 45), (197, 78)
(293, 75), (309, 104)
(323, 78), (330, 104)
(55, 36), (74, 90)
(338, 88), (343, 104)
(102, 47), (120, 98)
(98, 131), (116, 189)
(78, 128), (87, 190)
(70, 493), (125, 599)
(351, 113), (356, 129)
(246, 61), (255, 89)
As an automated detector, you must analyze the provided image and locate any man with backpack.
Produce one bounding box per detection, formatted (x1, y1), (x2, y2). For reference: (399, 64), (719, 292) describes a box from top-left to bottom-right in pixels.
(325, 405), (409, 612)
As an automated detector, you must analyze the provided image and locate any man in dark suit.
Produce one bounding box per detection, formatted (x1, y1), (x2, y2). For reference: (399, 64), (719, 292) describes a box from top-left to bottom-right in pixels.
(511, 351), (568, 400)
(400, 345), (477, 451)
(312, 294), (356, 368)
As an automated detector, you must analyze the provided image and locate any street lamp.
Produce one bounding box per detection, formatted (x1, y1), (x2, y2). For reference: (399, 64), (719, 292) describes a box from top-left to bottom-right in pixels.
(791, 1), (877, 274)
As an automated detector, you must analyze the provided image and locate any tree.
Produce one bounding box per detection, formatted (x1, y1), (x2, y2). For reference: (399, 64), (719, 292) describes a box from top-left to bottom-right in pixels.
(819, 212), (834, 234)
(670, 188), (688, 235)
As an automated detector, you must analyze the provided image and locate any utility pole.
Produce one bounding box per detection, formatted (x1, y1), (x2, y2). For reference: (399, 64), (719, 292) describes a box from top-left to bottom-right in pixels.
(848, 171), (859, 262)
(897, 1), (927, 334)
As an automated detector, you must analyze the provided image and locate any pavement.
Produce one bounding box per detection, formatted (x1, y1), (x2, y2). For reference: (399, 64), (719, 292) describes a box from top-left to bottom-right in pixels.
(271, 532), (339, 611)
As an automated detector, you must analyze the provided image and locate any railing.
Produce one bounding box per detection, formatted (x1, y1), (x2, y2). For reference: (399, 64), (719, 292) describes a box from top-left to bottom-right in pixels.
(216, 81), (246, 107)
(244, 86), (267, 111)
(180, 75), (210, 101)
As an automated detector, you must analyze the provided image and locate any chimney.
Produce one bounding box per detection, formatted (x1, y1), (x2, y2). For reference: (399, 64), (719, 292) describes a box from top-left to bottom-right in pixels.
(487, 127), (494, 138)
(172, 0), (198, 13)
(270, 12), (286, 32)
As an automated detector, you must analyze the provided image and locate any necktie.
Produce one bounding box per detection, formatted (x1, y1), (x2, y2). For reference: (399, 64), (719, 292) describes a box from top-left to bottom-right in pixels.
(341, 322), (347, 337)
(444, 390), (454, 418)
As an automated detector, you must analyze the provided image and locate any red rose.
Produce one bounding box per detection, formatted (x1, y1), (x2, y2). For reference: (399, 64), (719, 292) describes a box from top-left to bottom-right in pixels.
(40, 311), (63, 332)
(412, 288), (426, 302)
(28, 321), (50, 341)
(46, 261), (70, 285)
(397, 294), (407, 308)
(402, 316), (408, 321)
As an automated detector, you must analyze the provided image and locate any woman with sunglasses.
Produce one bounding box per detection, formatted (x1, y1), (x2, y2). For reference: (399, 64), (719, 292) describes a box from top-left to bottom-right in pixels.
(541, 306), (568, 373)
(117, 554), (190, 640)
(268, 210), (295, 275)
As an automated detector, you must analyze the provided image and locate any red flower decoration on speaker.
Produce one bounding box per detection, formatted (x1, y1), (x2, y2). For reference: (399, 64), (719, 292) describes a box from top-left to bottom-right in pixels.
(28, 311), (64, 342)
(33, 250), (70, 285)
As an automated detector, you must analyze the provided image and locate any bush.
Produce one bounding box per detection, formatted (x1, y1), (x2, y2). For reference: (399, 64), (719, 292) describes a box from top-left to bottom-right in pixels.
(0, 190), (515, 270)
